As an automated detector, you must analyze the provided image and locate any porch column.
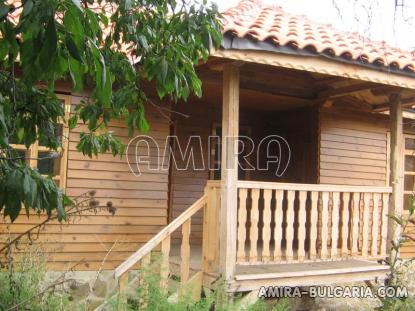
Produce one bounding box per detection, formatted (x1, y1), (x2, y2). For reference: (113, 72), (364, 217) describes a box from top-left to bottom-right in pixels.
(220, 64), (239, 281)
(389, 93), (404, 250)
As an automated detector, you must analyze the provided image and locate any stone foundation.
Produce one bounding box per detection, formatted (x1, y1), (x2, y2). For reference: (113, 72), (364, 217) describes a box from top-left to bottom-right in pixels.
(45, 270), (119, 310)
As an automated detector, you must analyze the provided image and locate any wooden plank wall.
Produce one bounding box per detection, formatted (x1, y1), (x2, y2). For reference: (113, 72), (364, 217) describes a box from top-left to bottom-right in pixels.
(0, 94), (170, 270)
(319, 108), (389, 186)
(169, 101), (214, 244)
(319, 107), (415, 259)
(169, 102), (318, 245)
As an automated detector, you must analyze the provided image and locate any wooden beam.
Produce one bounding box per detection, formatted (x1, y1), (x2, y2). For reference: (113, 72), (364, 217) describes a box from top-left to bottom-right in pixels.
(380, 109), (415, 120)
(370, 85), (402, 96)
(373, 97), (415, 112)
(197, 70), (316, 106)
(213, 49), (415, 90)
(220, 64), (239, 281)
(318, 82), (375, 99)
(389, 93), (404, 256)
(197, 68), (317, 100)
(208, 60), (243, 71)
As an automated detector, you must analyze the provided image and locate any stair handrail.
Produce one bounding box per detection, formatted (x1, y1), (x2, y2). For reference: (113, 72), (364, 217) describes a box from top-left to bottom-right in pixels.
(114, 194), (208, 278)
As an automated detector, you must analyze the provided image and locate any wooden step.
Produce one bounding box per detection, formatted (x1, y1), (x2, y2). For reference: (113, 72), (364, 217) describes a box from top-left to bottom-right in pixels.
(231, 260), (390, 292)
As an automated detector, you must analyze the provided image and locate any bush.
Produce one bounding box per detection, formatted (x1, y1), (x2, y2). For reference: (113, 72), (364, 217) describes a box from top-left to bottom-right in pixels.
(0, 245), (70, 311)
(105, 261), (289, 311)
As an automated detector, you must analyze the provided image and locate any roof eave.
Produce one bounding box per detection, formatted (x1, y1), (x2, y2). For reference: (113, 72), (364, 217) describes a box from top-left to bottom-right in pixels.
(212, 35), (415, 90)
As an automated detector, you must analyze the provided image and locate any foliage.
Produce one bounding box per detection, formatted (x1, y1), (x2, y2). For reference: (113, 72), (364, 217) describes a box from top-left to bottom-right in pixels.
(0, 245), (71, 311)
(0, 0), (222, 221)
(377, 196), (415, 310)
(381, 297), (415, 311)
(102, 257), (289, 311)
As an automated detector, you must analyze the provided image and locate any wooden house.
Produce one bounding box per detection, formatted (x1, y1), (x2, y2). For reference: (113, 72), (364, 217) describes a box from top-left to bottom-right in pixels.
(3, 0), (415, 294)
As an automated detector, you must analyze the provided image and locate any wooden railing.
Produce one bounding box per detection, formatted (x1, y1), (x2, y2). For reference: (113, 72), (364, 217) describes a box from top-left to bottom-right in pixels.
(114, 194), (207, 297)
(114, 181), (221, 302)
(236, 181), (392, 265)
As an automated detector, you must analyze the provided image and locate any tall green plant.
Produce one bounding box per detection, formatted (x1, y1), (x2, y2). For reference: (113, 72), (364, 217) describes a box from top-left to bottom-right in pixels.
(0, 245), (71, 311)
(379, 197), (415, 310)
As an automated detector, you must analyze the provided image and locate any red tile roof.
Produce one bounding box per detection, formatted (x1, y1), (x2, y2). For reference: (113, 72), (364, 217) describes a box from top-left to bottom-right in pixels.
(222, 0), (415, 72)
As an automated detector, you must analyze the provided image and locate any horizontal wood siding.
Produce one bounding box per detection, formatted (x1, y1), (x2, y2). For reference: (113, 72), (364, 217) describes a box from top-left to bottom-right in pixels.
(0, 94), (170, 270)
(319, 108), (415, 259)
(319, 108), (388, 187)
(169, 102), (214, 243)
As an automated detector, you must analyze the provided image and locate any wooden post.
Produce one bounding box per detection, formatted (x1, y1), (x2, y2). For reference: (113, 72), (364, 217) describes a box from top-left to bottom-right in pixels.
(389, 93), (404, 255)
(202, 183), (219, 273)
(220, 64), (239, 281)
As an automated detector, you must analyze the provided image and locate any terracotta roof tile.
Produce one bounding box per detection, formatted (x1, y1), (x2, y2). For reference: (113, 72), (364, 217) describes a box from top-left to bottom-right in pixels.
(222, 0), (415, 72)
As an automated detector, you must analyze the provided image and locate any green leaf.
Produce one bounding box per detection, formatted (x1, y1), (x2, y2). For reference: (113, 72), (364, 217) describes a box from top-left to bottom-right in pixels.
(139, 115), (149, 133)
(0, 4), (9, 20)
(4, 194), (21, 222)
(102, 67), (112, 108)
(138, 35), (148, 51)
(68, 57), (84, 92)
(161, 57), (168, 83)
(56, 191), (66, 221)
(0, 39), (9, 59)
(17, 127), (25, 142)
(38, 17), (58, 72)
(22, 0), (33, 17)
(66, 35), (82, 62)
(68, 115), (78, 129)
(64, 6), (85, 48)
(0, 182), (5, 212)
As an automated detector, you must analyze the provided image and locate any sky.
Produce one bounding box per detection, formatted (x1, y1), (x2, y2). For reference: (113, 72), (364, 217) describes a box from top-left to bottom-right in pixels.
(213, 0), (415, 51)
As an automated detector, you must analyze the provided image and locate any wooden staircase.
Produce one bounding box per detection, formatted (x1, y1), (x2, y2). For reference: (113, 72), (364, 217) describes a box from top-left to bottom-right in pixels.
(111, 182), (221, 305)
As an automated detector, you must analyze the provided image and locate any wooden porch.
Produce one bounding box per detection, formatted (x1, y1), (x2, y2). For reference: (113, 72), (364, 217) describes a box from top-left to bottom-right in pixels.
(169, 244), (389, 292)
(113, 64), (404, 296)
(114, 179), (392, 294)
(201, 180), (392, 291)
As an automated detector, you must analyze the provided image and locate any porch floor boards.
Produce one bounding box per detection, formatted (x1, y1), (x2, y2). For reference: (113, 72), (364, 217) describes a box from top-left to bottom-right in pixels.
(169, 244), (389, 292)
(235, 259), (389, 280)
(231, 260), (389, 292)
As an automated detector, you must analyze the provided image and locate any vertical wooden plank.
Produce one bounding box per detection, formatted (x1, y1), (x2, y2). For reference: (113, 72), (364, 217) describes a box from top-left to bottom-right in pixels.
(321, 191), (329, 260)
(389, 93), (404, 256)
(202, 184), (219, 273)
(273, 190), (284, 261)
(118, 272), (128, 297)
(249, 189), (260, 263)
(139, 253), (151, 309)
(160, 235), (171, 292)
(297, 191), (307, 261)
(220, 64), (239, 281)
(237, 188), (248, 263)
(262, 189), (272, 262)
(371, 193), (380, 257)
(29, 141), (39, 168)
(59, 96), (71, 189)
(181, 219), (191, 283)
(352, 193), (360, 257)
(309, 191), (319, 260)
(361, 193), (371, 258)
(331, 192), (340, 259)
(285, 190), (295, 262)
(386, 131), (391, 187)
(341, 192), (350, 258)
(380, 193), (390, 257)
